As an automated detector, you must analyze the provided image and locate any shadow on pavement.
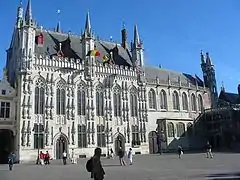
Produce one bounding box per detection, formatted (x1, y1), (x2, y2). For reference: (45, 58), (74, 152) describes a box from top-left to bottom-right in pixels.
(102, 164), (122, 167)
(206, 172), (240, 180)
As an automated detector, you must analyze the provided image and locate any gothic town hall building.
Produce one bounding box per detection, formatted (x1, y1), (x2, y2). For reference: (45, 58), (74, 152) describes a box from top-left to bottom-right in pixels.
(0, 1), (216, 163)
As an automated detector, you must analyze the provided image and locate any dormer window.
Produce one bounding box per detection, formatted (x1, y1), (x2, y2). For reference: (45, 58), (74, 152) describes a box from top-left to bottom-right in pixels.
(35, 33), (44, 45)
(2, 90), (6, 95)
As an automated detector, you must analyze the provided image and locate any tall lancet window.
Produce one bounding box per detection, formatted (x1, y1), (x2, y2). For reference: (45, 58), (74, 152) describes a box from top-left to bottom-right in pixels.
(148, 89), (156, 109)
(191, 93), (197, 111)
(113, 85), (121, 117)
(130, 86), (138, 117)
(56, 79), (66, 115)
(182, 92), (188, 111)
(172, 91), (180, 110)
(160, 90), (167, 109)
(96, 84), (104, 116)
(34, 77), (45, 114)
(77, 81), (86, 115)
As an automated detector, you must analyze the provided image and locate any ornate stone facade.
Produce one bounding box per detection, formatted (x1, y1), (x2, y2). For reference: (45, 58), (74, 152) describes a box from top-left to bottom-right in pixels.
(2, 1), (213, 162)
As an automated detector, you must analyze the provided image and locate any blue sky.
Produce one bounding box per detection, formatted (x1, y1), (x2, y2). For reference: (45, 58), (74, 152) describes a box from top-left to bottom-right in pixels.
(0, 0), (240, 93)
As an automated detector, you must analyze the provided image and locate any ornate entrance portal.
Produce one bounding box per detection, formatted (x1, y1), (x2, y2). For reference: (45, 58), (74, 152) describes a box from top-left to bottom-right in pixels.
(55, 135), (68, 159)
(0, 129), (14, 164)
(114, 134), (125, 155)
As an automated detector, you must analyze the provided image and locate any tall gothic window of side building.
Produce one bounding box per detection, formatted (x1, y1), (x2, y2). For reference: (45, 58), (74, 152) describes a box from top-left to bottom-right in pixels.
(77, 124), (87, 148)
(172, 91), (180, 110)
(56, 80), (66, 115)
(191, 93), (197, 111)
(97, 125), (106, 147)
(96, 84), (104, 116)
(167, 122), (175, 137)
(148, 89), (156, 109)
(176, 122), (185, 137)
(160, 90), (167, 109)
(77, 88), (86, 116)
(198, 95), (203, 112)
(182, 92), (188, 111)
(113, 85), (121, 117)
(34, 78), (45, 114)
(132, 125), (140, 146)
(130, 87), (138, 117)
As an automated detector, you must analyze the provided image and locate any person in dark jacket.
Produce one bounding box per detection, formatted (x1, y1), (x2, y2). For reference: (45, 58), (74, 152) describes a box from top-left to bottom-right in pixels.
(91, 148), (105, 180)
(177, 146), (183, 159)
(118, 147), (126, 166)
(206, 142), (213, 158)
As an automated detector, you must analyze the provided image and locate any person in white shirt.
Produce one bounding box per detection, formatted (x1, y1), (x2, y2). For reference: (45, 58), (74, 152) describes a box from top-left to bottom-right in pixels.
(62, 151), (67, 165)
(127, 148), (133, 165)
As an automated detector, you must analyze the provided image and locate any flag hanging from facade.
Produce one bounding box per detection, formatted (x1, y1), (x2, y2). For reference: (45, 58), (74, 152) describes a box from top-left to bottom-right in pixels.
(86, 50), (100, 57)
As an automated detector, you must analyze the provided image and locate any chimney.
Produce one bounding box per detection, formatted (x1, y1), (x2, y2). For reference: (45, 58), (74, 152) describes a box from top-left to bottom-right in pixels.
(238, 84), (240, 95)
(121, 25), (127, 49)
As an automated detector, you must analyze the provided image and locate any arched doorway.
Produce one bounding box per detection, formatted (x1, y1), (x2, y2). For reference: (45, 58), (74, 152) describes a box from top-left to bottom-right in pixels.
(148, 131), (158, 154)
(0, 129), (14, 164)
(55, 134), (68, 159)
(114, 134), (125, 155)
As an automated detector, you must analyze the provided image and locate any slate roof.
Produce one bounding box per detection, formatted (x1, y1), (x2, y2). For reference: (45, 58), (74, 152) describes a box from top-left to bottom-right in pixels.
(219, 90), (240, 104)
(35, 29), (204, 87)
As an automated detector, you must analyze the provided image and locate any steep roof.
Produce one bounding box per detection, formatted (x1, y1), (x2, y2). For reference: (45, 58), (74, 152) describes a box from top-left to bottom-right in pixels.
(34, 29), (204, 87)
(35, 29), (133, 66)
(219, 90), (240, 104)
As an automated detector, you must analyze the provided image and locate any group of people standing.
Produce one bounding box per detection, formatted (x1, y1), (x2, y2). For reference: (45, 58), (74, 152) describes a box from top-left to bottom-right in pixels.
(38, 151), (50, 165)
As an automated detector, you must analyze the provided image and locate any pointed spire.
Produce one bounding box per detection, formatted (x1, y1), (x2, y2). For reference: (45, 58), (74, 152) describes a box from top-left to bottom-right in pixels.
(25, 0), (32, 25)
(84, 12), (91, 37)
(134, 24), (140, 46)
(56, 21), (61, 33)
(221, 81), (225, 92)
(16, 1), (24, 28)
(200, 50), (205, 64)
(206, 52), (212, 65)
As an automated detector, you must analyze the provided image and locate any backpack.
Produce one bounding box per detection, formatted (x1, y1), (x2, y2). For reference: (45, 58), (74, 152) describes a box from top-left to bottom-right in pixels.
(86, 157), (93, 172)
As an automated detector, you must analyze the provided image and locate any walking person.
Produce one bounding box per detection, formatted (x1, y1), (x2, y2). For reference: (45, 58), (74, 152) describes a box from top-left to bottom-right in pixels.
(39, 151), (45, 165)
(177, 146), (183, 159)
(110, 148), (114, 159)
(127, 148), (133, 165)
(118, 147), (126, 166)
(8, 152), (14, 171)
(71, 149), (76, 164)
(44, 151), (50, 165)
(62, 151), (67, 165)
(91, 147), (105, 180)
(206, 142), (213, 158)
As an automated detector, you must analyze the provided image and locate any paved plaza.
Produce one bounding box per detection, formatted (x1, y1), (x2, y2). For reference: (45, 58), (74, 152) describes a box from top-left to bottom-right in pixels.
(1, 153), (240, 180)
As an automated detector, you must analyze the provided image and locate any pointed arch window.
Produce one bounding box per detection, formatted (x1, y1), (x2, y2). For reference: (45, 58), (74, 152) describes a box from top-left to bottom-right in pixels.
(167, 122), (175, 137)
(113, 86), (121, 117)
(148, 89), (156, 109)
(56, 80), (66, 115)
(182, 92), (188, 111)
(172, 91), (180, 110)
(34, 78), (45, 114)
(177, 122), (185, 137)
(160, 90), (167, 109)
(78, 124), (87, 148)
(77, 83), (86, 115)
(198, 95), (203, 112)
(97, 125), (106, 147)
(96, 85), (104, 116)
(191, 93), (197, 111)
(132, 125), (140, 146)
(130, 87), (138, 117)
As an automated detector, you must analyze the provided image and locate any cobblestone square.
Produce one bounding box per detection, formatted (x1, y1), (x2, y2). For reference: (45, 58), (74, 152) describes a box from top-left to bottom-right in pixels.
(1, 153), (240, 180)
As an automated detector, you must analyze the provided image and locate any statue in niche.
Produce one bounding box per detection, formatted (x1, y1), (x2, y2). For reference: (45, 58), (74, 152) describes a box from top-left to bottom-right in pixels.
(71, 122), (76, 145)
(21, 133), (26, 146)
(51, 127), (53, 145)
(27, 133), (31, 146)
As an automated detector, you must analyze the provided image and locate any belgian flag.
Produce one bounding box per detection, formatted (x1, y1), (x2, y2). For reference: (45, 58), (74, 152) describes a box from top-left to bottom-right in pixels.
(86, 50), (100, 57)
